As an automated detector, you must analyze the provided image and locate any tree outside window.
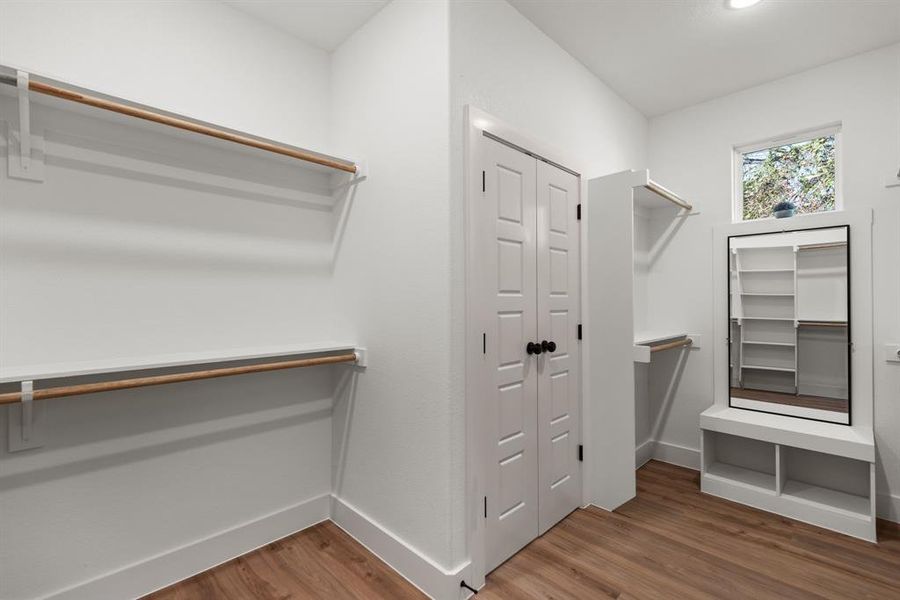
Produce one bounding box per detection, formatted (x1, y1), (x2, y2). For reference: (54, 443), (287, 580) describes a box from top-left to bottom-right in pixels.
(740, 134), (837, 221)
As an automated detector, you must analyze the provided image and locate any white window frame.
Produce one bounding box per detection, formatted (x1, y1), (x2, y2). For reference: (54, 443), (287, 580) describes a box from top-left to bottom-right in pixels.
(732, 123), (843, 223)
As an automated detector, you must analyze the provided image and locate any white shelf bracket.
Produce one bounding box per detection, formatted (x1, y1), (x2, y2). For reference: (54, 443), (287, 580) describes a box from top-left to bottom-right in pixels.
(353, 159), (368, 180)
(21, 380), (33, 441)
(17, 71), (31, 171)
(7, 70), (45, 182)
(7, 379), (45, 452)
(353, 347), (368, 368)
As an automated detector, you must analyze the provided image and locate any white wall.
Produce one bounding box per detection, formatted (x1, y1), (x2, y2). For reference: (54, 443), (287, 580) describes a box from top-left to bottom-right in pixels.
(449, 0), (648, 568)
(0, 0), (332, 151)
(326, 0), (651, 581)
(0, 3), (341, 598)
(647, 44), (900, 520)
(450, 1), (647, 181)
(329, 0), (462, 573)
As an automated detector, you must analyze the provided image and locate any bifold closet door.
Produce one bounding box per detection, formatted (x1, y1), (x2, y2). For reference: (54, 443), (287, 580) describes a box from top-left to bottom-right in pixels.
(482, 137), (540, 573)
(536, 160), (581, 534)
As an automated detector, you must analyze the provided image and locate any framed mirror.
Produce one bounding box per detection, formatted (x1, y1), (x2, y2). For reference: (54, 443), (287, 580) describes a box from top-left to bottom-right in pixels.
(728, 225), (849, 424)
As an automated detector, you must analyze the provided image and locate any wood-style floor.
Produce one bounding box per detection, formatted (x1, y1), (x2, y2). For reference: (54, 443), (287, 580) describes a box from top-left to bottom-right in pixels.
(144, 520), (427, 600)
(731, 386), (849, 413)
(479, 461), (899, 599)
(146, 461), (900, 600)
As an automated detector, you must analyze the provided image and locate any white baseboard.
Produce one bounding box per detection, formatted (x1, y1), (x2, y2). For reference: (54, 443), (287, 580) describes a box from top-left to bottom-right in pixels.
(878, 492), (900, 524)
(42, 493), (470, 600)
(331, 496), (470, 600)
(635, 439), (655, 468)
(635, 439), (701, 471)
(44, 493), (331, 600)
(654, 440), (701, 470)
(36, 472), (894, 600)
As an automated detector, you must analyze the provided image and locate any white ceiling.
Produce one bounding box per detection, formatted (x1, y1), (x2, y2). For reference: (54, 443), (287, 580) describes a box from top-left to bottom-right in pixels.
(509, 0), (900, 116)
(224, 1), (388, 51)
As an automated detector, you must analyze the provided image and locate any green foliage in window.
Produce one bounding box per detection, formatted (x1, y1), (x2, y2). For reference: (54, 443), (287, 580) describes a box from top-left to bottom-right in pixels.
(741, 135), (836, 220)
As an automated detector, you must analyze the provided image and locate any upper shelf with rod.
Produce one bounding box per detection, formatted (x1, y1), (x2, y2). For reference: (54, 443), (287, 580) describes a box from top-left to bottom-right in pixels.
(633, 332), (699, 363)
(631, 170), (694, 212)
(0, 342), (366, 384)
(0, 66), (364, 180)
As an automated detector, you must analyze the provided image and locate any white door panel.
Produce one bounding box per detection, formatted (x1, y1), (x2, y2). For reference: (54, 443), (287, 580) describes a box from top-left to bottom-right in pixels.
(482, 138), (539, 573)
(536, 160), (581, 534)
(480, 136), (581, 572)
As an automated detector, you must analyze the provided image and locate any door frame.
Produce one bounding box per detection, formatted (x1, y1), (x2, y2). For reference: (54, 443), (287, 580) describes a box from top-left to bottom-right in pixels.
(464, 106), (588, 587)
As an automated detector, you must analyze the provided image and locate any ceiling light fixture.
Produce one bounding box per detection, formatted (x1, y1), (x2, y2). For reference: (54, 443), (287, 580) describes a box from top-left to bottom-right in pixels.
(727, 0), (762, 8)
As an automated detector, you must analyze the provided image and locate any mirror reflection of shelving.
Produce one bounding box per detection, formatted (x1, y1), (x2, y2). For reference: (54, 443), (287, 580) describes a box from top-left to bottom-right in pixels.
(797, 240), (849, 411)
(729, 226), (849, 424)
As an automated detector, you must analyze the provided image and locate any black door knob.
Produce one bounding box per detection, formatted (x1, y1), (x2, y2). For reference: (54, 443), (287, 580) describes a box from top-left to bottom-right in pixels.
(542, 340), (557, 353)
(526, 341), (542, 355)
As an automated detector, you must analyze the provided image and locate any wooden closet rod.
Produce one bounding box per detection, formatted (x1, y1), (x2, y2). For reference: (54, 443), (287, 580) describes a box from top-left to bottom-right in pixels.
(798, 321), (847, 328)
(0, 74), (358, 174)
(650, 338), (693, 353)
(0, 352), (358, 405)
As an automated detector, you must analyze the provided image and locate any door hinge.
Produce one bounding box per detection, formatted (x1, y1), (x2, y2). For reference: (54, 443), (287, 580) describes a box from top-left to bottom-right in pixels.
(577, 324), (582, 340)
(483, 332), (486, 354)
(482, 170), (486, 193)
(578, 444), (584, 462)
(484, 496), (487, 518)
(576, 203), (581, 220)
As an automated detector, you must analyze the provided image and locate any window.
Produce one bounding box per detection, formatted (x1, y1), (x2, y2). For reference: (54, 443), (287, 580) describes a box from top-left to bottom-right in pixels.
(734, 126), (840, 221)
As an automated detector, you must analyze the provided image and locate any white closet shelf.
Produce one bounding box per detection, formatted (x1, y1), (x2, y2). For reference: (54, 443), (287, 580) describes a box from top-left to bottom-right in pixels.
(634, 184), (691, 211)
(741, 365), (795, 373)
(628, 170), (693, 211)
(633, 332), (692, 363)
(705, 462), (776, 493)
(738, 317), (794, 322)
(781, 481), (870, 520)
(797, 242), (847, 251)
(634, 332), (688, 346)
(741, 340), (796, 348)
(700, 405), (874, 462)
(0, 342), (360, 383)
(701, 426), (876, 541)
(0, 66), (365, 185)
(740, 269), (794, 273)
(740, 293), (794, 297)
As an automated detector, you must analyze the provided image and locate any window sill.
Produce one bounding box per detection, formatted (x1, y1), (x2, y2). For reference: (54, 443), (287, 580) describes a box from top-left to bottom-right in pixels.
(733, 209), (844, 225)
